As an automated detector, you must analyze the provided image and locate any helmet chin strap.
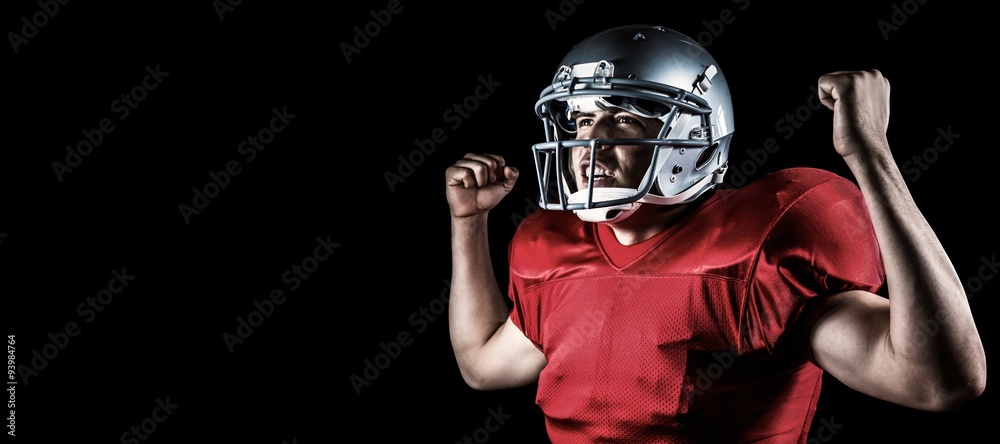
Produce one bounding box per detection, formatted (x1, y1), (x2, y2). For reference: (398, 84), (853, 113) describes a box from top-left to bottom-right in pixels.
(566, 168), (726, 223)
(567, 188), (643, 223)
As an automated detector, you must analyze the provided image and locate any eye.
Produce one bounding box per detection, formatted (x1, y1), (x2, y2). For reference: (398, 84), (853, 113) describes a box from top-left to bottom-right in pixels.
(575, 117), (594, 128)
(615, 114), (640, 125)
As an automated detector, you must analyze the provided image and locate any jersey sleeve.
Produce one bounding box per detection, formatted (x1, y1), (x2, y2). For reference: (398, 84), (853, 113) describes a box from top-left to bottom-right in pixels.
(503, 208), (586, 351)
(506, 237), (528, 334)
(506, 220), (543, 350)
(747, 173), (886, 354)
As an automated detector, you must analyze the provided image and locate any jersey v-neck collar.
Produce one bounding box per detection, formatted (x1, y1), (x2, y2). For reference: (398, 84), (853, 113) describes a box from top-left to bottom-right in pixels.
(595, 222), (674, 269)
(592, 189), (721, 269)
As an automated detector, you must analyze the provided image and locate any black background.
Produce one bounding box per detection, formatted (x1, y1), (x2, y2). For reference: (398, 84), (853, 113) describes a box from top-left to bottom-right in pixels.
(2, 0), (994, 443)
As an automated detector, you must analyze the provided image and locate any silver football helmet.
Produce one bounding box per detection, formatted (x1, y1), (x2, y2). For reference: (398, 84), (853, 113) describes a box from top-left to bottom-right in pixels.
(532, 24), (735, 223)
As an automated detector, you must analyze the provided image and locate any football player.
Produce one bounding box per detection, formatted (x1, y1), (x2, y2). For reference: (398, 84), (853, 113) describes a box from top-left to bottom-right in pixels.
(445, 24), (985, 443)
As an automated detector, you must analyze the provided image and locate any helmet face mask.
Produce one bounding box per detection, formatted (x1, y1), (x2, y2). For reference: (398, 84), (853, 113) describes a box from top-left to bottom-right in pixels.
(531, 25), (734, 223)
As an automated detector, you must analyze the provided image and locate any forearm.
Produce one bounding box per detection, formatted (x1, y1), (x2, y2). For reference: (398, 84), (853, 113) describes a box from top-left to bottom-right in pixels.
(448, 215), (511, 370)
(844, 142), (986, 399)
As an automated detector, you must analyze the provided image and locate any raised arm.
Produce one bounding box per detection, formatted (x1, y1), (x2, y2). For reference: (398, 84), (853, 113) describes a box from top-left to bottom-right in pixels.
(445, 153), (547, 390)
(804, 70), (986, 411)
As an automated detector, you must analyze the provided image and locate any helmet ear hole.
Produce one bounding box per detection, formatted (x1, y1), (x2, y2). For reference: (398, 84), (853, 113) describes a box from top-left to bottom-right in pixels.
(696, 143), (719, 170)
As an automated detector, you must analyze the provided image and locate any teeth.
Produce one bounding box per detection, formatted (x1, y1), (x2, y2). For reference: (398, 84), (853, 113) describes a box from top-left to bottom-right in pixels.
(585, 167), (610, 178)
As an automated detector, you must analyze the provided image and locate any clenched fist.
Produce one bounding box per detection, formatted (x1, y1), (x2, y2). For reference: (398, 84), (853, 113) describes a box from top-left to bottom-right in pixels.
(445, 153), (520, 219)
(817, 69), (891, 158)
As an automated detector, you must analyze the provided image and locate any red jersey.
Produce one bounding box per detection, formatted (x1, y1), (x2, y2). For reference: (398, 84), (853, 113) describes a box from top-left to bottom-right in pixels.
(506, 167), (885, 443)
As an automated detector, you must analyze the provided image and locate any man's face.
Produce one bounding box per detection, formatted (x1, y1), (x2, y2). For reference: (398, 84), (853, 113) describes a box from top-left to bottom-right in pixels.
(569, 108), (664, 191)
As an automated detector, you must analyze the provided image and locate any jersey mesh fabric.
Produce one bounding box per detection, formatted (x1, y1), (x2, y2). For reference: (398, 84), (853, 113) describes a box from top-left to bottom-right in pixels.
(506, 167), (885, 443)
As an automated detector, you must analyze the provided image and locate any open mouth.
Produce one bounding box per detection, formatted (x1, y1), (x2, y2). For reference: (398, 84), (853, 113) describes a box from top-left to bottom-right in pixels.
(579, 161), (614, 187)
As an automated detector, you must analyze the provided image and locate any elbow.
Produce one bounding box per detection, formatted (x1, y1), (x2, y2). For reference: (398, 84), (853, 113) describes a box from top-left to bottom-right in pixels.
(919, 363), (987, 412)
(922, 383), (985, 412)
(453, 354), (492, 391)
(941, 353), (988, 410)
(944, 374), (987, 411)
(459, 367), (487, 391)
(458, 366), (499, 391)
(463, 377), (493, 392)
(457, 359), (535, 391)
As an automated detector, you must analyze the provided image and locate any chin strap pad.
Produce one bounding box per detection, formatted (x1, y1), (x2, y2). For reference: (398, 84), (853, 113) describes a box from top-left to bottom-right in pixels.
(567, 187), (643, 223)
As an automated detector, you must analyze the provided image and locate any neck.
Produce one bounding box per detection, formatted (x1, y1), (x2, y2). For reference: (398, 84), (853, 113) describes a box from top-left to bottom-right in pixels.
(605, 203), (690, 246)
